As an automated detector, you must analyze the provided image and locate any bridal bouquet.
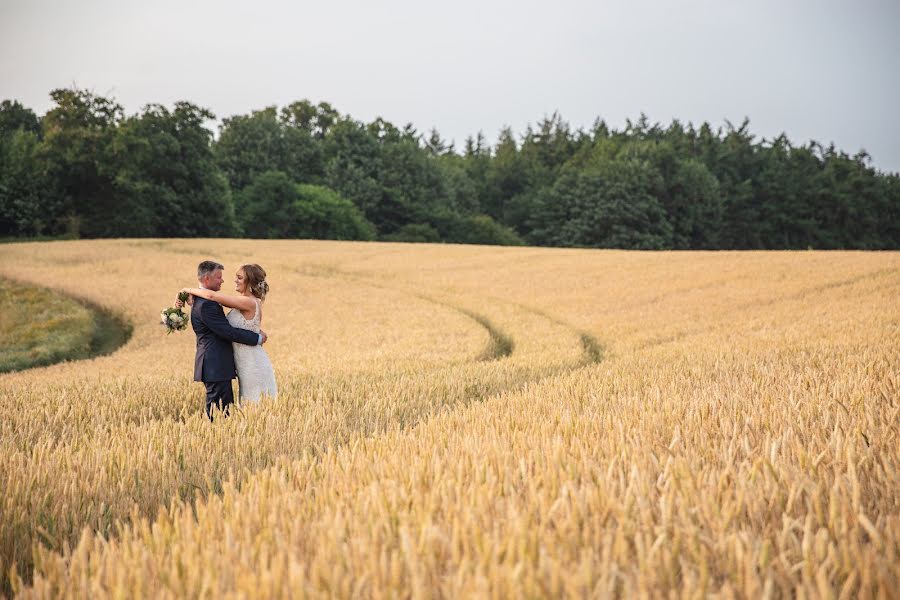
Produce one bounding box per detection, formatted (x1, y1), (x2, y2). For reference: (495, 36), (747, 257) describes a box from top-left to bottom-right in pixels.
(160, 292), (191, 334)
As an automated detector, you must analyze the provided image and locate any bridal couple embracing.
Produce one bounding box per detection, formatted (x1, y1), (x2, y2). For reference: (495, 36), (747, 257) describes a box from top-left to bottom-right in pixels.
(175, 260), (277, 421)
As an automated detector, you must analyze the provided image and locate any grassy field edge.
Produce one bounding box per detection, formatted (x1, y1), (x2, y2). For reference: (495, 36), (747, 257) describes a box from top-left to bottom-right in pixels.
(0, 277), (132, 373)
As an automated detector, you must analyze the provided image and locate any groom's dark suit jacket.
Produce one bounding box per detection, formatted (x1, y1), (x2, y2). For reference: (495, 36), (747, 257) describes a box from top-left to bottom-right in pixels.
(191, 296), (259, 382)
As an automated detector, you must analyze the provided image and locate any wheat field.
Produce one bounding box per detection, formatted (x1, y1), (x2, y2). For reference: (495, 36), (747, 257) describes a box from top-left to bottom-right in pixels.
(0, 239), (897, 598)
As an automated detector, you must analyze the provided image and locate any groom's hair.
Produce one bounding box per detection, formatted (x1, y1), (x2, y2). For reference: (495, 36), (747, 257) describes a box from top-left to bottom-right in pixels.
(198, 260), (224, 279)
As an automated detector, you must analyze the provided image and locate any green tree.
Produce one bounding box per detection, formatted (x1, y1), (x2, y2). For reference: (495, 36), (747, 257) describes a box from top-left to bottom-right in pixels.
(0, 100), (40, 138)
(0, 101), (53, 235)
(877, 174), (900, 248)
(531, 159), (673, 249)
(323, 118), (383, 226)
(423, 128), (453, 156)
(114, 102), (237, 236)
(382, 222), (442, 243)
(435, 153), (480, 215)
(293, 184), (376, 240)
(216, 106), (322, 191)
(0, 129), (57, 235)
(461, 132), (491, 216)
(280, 100), (339, 140)
(698, 119), (764, 249)
(379, 137), (447, 230)
(39, 88), (123, 237)
(453, 214), (524, 246)
(483, 126), (525, 223)
(665, 159), (723, 249)
(429, 210), (523, 246)
(237, 171), (375, 240)
(235, 170), (299, 238)
(323, 117), (448, 235)
(813, 146), (885, 249)
(519, 113), (579, 189)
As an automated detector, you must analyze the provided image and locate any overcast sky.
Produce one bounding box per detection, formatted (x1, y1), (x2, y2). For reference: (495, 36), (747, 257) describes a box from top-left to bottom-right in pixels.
(2, 0), (899, 173)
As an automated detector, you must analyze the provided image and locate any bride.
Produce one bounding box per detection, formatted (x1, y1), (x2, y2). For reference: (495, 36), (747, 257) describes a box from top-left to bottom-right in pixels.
(181, 264), (277, 402)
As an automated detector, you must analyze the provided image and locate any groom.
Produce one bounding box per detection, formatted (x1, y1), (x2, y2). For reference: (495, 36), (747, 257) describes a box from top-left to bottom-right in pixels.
(182, 260), (267, 421)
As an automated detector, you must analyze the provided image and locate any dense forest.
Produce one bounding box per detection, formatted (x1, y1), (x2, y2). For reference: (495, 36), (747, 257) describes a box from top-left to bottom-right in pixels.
(1, 89), (898, 248)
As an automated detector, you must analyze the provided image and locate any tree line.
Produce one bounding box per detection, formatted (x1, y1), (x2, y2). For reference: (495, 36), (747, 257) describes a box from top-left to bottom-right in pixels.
(1, 89), (897, 249)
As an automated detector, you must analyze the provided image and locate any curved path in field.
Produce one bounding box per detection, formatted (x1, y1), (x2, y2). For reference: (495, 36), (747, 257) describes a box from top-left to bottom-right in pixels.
(294, 265), (517, 362)
(293, 261), (606, 374)
(0, 277), (132, 374)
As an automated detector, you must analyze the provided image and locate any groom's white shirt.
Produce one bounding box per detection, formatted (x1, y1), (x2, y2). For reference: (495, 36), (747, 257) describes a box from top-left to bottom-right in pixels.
(200, 283), (263, 346)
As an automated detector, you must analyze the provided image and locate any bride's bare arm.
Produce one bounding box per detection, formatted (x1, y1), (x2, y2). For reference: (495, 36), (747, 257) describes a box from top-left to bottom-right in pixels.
(181, 287), (256, 311)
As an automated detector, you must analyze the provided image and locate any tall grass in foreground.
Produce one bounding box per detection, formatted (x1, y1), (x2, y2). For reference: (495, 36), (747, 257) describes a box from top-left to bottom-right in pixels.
(0, 239), (897, 597)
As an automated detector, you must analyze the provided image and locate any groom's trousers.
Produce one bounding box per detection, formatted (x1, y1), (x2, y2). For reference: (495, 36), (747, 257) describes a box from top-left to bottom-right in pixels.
(204, 380), (235, 421)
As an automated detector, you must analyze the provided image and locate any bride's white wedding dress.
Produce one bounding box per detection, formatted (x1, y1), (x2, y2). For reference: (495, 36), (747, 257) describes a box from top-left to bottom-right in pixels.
(226, 299), (277, 402)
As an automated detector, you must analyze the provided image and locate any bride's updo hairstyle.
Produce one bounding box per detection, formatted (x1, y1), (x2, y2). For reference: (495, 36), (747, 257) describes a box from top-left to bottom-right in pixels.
(240, 263), (269, 301)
